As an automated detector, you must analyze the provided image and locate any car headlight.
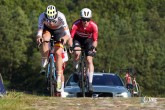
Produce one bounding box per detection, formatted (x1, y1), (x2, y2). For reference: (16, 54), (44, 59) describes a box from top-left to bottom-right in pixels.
(115, 92), (130, 98)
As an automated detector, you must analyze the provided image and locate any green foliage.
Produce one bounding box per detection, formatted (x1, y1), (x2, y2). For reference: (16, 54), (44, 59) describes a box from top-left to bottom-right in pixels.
(0, 0), (165, 96)
(0, 5), (32, 79)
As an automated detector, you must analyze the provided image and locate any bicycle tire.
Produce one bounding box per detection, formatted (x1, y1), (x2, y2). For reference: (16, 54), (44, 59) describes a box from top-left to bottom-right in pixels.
(80, 57), (86, 97)
(85, 74), (89, 92)
(49, 57), (55, 97)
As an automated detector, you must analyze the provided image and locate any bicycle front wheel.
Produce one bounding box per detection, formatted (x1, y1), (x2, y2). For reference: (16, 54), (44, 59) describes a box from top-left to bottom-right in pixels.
(49, 57), (55, 97)
(80, 60), (86, 97)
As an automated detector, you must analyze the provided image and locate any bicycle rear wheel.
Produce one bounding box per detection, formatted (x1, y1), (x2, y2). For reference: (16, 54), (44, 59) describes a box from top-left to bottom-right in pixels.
(49, 57), (56, 96)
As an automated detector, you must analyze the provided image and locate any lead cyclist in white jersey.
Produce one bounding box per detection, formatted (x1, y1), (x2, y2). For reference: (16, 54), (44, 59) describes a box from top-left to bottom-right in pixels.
(36, 5), (72, 92)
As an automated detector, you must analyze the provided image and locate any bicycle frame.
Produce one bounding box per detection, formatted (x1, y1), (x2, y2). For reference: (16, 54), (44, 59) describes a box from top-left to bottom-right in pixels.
(47, 52), (56, 80)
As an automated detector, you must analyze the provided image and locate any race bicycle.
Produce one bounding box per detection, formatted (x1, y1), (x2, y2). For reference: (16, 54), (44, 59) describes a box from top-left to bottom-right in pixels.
(71, 46), (95, 97)
(38, 38), (64, 97)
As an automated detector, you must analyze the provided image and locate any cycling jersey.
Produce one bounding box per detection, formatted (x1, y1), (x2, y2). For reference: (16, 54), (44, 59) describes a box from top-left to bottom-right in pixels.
(125, 73), (132, 84)
(70, 19), (98, 41)
(37, 11), (70, 37)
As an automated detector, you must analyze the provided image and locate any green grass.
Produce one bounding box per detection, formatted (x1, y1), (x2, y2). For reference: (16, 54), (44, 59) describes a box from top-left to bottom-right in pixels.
(0, 91), (40, 110)
(1, 91), (164, 110)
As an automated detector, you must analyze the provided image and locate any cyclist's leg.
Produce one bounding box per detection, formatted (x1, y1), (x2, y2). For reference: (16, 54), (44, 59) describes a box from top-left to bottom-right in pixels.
(61, 62), (66, 92)
(61, 73), (64, 91)
(54, 44), (63, 92)
(73, 53), (81, 73)
(53, 27), (70, 91)
(40, 30), (51, 73)
(86, 56), (94, 92)
(61, 62), (69, 97)
(85, 38), (95, 92)
(61, 49), (68, 92)
(86, 56), (94, 83)
(54, 52), (66, 95)
(73, 36), (84, 73)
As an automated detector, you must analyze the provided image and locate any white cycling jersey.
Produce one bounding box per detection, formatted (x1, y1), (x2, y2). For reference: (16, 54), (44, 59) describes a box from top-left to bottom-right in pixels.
(37, 11), (71, 37)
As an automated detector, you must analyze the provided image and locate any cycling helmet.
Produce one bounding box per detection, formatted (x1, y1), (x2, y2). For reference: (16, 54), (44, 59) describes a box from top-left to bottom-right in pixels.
(80, 8), (92, 18)
(45, 5), (58, 19)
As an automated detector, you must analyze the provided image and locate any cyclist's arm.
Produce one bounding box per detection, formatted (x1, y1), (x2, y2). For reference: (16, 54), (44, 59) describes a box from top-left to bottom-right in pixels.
(36, 13), (45, 38)
(36, 29), (43, 44)
(59, 13), (73, 47)
(92, 41), (97, 48)
(69, 24), (78, 47)
(68, 37), (73, 47)
(63, 25), (72, 46)
(70, 24), (78, 39)
(36, 29), (43, 38)
(36, 13), (45, 44)
(92, 23), (98, 48)
(60, 13), (71, 38)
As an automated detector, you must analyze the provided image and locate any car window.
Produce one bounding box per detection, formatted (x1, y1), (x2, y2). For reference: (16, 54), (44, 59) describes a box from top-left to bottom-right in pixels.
(65, 75), (78, 86)
(93, 74), (123, 86)
(66, 74), (124, 87)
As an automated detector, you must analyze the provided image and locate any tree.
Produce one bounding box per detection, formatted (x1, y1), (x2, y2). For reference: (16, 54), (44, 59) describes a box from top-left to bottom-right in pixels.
(0, 5), (32, 80)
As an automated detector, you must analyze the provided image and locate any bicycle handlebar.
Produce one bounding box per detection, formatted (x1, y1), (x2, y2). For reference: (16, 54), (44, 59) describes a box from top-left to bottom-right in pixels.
(37, 38), (64, 49)
(69, 45), (97, 52)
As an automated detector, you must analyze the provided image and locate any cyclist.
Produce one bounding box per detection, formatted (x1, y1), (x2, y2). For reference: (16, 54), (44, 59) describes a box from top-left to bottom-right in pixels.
(125, 72), (133, 90)
(70, 8), (98, 92)
(36, 5), (71, 92)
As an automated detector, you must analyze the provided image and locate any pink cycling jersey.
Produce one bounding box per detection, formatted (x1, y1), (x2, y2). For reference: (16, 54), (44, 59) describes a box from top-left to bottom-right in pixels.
(70, 19), (98, 41)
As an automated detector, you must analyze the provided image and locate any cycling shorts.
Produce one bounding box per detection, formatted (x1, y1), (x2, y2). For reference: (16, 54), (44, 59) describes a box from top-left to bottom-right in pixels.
(126, 84), (134, 89)
(73, 35), (96, 57)
(43, 25), (66, 41)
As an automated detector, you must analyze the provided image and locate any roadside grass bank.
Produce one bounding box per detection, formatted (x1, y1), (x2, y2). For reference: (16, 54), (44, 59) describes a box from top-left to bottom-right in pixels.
(0, 91), (164, 110)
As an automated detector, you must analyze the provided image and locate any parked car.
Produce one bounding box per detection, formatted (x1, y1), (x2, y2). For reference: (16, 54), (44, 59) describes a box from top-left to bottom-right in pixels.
(63, 72), (131, 98)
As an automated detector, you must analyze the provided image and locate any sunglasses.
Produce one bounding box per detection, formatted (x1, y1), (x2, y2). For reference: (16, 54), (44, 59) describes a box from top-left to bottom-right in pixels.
(46, 19), (57, 23)
(81, 18), (90, 22)
(50, 19), (57, 23)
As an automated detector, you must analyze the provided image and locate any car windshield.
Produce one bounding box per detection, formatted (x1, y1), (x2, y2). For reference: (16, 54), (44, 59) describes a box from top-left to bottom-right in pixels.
(93, 74), (123, 86)
(66, 73), (124, 87)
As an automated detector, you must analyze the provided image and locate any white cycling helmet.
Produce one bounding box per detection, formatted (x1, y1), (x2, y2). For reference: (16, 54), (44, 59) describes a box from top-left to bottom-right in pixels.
(45, 5), (58, 19)
(80, 8), (92, 18)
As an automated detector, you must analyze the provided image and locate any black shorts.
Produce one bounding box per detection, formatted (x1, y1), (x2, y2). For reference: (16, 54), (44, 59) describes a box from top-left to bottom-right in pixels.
(43, 25), (66, 41)
(126, 84), (133, 89)
(73, 35), (95, 57)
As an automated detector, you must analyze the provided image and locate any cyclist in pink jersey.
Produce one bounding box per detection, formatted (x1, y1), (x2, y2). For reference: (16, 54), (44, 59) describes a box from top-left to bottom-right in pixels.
(125, 72), (133, 90)
(70, 8), (98, 92)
